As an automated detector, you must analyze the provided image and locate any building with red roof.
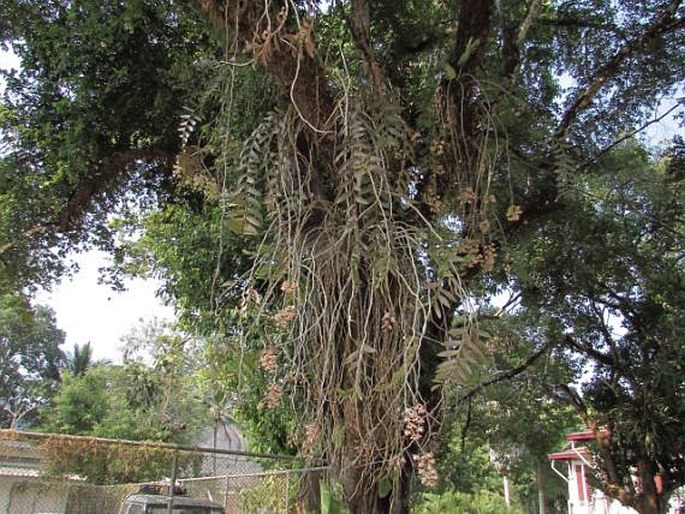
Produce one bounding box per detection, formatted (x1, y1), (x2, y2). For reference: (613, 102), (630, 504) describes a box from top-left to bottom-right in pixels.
(549, 430), (684, 514)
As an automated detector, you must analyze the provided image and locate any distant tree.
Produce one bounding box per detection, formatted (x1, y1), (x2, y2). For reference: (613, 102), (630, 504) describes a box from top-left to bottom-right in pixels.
(66, 342), (93, 377)
(40, 359), (205, 483)
(41, 366), (170, 484)
(38, 320), (217, 485)
(43, 367), (110, 435)
(439, 316), (577, 513)
(0, 292), (65, 428)
(504, 141), (685, 514)
(120, 319), (207, 440)
(46, 322), (205, 443)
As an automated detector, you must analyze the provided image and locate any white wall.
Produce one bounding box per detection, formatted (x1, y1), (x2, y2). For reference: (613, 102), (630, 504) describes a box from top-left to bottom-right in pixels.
(0, 479), (68, 514)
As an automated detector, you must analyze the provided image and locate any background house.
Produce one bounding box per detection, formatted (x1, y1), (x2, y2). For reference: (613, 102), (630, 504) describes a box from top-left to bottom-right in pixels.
(0, 437), (69, 514)
(549, 430), (685, 514)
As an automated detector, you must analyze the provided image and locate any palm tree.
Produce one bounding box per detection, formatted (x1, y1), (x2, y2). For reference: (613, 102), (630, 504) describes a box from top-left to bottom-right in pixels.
(67, 342), (93, 376)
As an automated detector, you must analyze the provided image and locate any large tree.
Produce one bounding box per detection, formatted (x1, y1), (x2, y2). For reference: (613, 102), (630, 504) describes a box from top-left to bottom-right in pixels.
(0, 292), (65, 428)
(503, 140), (685, 514)
(1, 1), (684, 512)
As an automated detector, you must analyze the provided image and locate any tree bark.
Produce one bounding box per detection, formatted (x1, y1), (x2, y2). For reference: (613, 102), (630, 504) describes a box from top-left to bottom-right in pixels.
(634, 448), (665, 514)
(338, 465), (411, 514)
(297, 469), (322, 513)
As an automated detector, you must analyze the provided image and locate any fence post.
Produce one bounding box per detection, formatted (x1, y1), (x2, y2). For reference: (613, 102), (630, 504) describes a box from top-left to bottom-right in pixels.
(167, 451), (178, 514)
(285, 470), (291, 514)
(224, 475), (231, 513)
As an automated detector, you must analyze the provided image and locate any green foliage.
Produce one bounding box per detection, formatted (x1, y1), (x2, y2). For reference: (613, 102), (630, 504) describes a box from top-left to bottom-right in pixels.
(432, 312), (578, 511)
(415, 490), (524, 514)
(503, 139), (685, 507)
(196, 328), (299, 456)
(43, 368), (109, 435)
(2, 0), (685, 510)
(43, 324), (205, 443)
(438, 444), (502, 495)
(320, 479), (351, 514)
(0, 156), (70, 290)
(238, 474), (294, 514)
(0, 0), (220, 287)
(111, 203), (253, 332)
(0, 291), (65, 428)
(39, 359), (205, 483)
(439, 392), (573, 511)
(2, 0), (214, 164)
(66, 342), (93, 377)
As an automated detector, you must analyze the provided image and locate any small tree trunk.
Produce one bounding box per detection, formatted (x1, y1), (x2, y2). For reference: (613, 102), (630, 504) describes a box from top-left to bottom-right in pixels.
(339, 464), (411, 514)
(297, 469), (322, 513)
(635, 497), (663, 514)
(503, 475), (511, 507)
(537, 464), (546, 514)
(634, 450), (665, 514)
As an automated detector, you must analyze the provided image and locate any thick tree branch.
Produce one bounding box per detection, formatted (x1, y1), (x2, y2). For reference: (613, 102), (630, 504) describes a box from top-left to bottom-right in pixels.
(449, 0), (493, 76)
(198, 0), (335, 134)
(0, 225), (48, 256)
(58, 149), (173, 232)
(576, 100), (684, 172)
(501, 0), (543, 82)
(589, 299), (625, 366)
(554, 1), (685, 139)
(432, 0), (493, 200)
(517, 0), (544, 47)
(540, 382), (587, 416)
(562, 334), (619, 371)
(458, 342), (549, 404)
(342, 0), (386, 95)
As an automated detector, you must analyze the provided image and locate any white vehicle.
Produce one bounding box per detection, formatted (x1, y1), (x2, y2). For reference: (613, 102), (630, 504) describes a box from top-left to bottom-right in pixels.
(118, 493), (225, 514)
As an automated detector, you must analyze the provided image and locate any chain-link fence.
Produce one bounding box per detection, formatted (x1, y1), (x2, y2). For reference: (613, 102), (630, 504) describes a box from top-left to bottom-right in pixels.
(0, 430), (326, 514)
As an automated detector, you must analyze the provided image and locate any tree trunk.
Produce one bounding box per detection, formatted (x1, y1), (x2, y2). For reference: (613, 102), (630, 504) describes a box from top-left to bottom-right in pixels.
(635, 496), (663, 514)
(338, 463), (411, 514)
(503, 475), (511, 506)
(297, 469), (322, 513)
(634, 450), (665, 514)
(333, 398), (412, 514)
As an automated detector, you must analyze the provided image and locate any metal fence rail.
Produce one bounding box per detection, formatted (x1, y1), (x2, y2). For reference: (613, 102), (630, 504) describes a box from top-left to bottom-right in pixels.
(0, 430), (326, 514)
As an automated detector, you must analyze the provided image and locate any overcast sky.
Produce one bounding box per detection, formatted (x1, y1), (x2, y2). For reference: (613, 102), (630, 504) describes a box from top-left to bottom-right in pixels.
(35, 251), (174, 363)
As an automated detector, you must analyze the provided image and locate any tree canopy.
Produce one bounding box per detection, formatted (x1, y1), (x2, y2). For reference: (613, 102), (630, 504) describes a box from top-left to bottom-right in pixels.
(1, 1), (684, 513)
(38, 324), (207, 483)
(0, 291), (65, 428)
(504, 139), (685, 513)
